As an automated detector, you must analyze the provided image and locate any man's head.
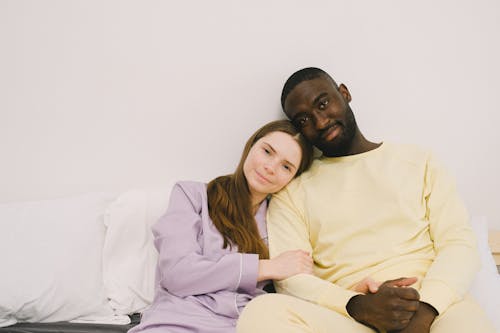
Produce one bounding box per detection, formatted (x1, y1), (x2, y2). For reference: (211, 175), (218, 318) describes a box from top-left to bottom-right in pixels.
(281, 67), (359, 157)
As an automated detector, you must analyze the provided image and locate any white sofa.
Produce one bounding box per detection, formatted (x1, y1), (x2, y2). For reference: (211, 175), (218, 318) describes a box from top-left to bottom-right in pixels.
(1, 188), (499, 332)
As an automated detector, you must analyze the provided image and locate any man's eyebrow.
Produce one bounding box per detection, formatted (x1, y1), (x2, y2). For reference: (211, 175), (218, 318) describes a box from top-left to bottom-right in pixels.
(289, 92), (328, 120)
(312, 92), (328, 107)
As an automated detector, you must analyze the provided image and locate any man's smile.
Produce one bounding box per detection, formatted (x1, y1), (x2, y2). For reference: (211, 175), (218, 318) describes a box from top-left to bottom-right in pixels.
(320, 122), (342, 142)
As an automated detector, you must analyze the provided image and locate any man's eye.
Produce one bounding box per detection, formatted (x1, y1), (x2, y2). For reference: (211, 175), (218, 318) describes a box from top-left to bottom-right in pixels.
(319, 100), (329, 110)
(295, 116), (310, 127)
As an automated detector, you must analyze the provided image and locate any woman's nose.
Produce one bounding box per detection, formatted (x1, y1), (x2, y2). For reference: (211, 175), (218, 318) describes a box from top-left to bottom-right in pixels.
(264, 161), (276, 174)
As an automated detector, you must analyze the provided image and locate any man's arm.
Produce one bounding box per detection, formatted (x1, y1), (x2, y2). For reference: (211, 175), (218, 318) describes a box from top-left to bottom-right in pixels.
(267, 189), (359, 315)
(268, 188), (420, 330)
(346, 154), (479, 332)
(380, 153), (480, 333)
(417, 153), (480, 314)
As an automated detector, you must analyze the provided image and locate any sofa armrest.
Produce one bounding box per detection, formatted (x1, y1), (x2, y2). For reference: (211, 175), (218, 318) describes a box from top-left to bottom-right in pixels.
(488, 230), (500, 273)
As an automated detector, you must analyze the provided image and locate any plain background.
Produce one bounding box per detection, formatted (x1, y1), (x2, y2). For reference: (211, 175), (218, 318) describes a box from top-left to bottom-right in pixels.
(1, 0), (499, 229)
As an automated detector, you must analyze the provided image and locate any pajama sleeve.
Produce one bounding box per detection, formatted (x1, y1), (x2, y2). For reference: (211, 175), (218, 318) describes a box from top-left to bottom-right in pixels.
(153, 182), (259, 297)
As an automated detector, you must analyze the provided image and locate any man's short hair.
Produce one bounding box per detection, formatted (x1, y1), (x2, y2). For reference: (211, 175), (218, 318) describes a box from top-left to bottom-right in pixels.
(280, 67), (336, 110)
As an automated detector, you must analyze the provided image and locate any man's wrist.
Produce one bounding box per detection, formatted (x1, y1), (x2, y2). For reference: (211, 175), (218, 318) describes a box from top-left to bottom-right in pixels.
(413, 301), (438, 328)
(346, 294), (365, 321)
(420, 301), (438, 316)
(347, 295), (382, 331)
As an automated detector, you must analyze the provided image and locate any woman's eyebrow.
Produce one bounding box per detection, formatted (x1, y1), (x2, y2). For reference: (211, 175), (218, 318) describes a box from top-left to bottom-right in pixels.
(284, 160), (297, 170)
(263, 141), (297, 170)
(262, 142), (276, 153)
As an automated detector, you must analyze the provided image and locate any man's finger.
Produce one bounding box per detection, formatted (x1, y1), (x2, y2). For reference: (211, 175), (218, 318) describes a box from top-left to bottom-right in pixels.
(393, 286), (420, 301)
(352, 277), (382, 293)
(390, 277), (418, 288)
(391, 297), (421, 314)
(366, 278), (381, 293)
(383, 277), (418, 288)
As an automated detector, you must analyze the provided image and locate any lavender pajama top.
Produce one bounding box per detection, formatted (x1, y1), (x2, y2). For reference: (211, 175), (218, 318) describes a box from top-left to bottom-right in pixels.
(128, 181), (269, 333)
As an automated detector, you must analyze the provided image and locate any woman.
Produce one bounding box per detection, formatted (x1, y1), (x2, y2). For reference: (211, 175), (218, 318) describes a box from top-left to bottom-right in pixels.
(129, 120), (314, 333)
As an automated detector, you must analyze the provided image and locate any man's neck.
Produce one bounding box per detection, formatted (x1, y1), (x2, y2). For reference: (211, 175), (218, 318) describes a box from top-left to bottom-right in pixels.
(326, 131), (381, 157)
(349, 139), (382, 156)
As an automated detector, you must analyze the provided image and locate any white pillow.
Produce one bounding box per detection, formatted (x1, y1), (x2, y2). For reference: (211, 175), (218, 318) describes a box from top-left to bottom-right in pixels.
(469, 216), (500, 332)
(102, 187), (172, 315)
(0, 193), (117, 327)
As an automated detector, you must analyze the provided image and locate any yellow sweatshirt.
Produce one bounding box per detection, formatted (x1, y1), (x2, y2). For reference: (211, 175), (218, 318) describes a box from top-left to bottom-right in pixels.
(267, 142), (479, 317)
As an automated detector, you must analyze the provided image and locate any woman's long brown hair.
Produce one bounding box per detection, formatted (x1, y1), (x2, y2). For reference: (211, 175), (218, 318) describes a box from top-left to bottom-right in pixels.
(207, 120), (313, 259)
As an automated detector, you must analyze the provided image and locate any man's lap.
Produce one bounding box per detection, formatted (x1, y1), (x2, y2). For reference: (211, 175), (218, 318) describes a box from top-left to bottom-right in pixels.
(237, 293), (495, 333)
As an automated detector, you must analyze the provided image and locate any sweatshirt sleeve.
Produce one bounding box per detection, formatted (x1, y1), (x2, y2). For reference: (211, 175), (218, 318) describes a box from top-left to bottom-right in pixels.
(153, 182), (259, 297)
(418, 154), (480, 314)
(267, 187), (360, 317)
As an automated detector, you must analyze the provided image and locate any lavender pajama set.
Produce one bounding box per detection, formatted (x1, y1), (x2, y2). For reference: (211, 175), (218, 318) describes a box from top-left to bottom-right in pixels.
(128, 181), (269, 333)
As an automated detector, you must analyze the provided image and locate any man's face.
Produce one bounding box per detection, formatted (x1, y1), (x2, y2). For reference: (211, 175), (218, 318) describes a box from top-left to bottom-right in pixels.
(284, 77), (357, 157)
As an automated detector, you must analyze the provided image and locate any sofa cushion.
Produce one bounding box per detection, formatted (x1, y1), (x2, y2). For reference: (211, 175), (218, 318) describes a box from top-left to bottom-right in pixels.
(469, 216), (500, 331)
(0, 193), (118, 326)
(102, 186), (172, 315)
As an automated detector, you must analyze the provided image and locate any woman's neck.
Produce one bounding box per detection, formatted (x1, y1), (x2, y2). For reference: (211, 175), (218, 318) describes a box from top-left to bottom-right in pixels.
(251, 195), (266, 215)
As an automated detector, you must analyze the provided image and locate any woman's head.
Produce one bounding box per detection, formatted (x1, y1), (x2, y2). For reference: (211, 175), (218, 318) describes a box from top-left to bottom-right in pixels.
(236, 120), (313, 201)
(207, 120), (312, 258)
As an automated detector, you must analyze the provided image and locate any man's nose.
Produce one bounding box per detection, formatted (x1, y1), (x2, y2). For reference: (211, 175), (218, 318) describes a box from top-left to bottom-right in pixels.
(312, 110), (329, 130)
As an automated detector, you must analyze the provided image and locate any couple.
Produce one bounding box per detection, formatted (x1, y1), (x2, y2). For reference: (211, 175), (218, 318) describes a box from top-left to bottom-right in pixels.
(129, 68), (494, 333)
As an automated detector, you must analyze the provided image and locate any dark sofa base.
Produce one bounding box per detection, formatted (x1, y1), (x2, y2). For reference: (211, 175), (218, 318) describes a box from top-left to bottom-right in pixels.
(0, 314), (140, 333)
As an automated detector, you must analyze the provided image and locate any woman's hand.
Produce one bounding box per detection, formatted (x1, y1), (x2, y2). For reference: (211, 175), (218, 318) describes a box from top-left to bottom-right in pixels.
(258, 250), (313, 281)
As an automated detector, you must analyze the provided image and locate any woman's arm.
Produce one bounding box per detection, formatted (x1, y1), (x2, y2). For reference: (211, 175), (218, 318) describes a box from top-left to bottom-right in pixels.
(154, 182), (259, 297)
(258, 250), (313, 282)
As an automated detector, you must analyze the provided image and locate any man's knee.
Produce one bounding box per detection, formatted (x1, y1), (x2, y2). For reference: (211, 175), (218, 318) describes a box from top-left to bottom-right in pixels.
(431, 297), (496, 333)
(237, 294), (289, 331)
(240, 294), (286, 319)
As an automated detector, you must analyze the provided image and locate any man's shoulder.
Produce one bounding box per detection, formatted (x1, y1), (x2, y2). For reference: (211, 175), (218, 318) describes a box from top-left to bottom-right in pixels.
(292, 158), (323, 182)
(384, 142), (433, 164)
(277, 159), (324, 198)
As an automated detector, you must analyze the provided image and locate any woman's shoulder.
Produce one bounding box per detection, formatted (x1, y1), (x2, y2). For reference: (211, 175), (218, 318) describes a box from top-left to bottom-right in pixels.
(168, 181), (208, 211)
(173, 180), (207, 192)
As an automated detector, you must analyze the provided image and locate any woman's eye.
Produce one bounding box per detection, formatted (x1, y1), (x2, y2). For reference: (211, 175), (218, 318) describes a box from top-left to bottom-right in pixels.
(263, 148), (271, 155)
(282, 164), (291, 171)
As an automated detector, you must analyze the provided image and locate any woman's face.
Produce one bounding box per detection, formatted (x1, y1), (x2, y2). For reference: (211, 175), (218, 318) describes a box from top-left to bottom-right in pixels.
(243, 131), (302, 203)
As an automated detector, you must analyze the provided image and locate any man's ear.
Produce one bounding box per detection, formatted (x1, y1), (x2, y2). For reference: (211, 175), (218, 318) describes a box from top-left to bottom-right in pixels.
(338, 83), (352, 103)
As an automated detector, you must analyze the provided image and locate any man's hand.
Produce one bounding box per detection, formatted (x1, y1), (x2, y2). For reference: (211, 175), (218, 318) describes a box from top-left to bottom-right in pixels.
(352, 276), (417, 294)
(353, 277), (382, 294)
(389, 302), (438, 333)
(346, 277), (420, 332)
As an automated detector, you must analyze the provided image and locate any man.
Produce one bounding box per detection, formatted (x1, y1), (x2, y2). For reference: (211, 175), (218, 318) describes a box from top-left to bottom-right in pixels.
(237, 67), (494, 332)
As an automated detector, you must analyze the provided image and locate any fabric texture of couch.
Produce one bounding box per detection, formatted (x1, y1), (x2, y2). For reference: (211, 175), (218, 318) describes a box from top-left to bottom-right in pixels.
(1, 187), (499, 332)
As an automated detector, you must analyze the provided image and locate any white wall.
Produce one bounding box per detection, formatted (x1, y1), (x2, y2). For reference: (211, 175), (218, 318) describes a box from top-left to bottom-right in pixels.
(1, 0), (499, 228)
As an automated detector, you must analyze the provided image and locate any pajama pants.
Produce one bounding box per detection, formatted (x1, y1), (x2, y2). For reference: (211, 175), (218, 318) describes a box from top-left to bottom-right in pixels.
(236, 293), (495, 333)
